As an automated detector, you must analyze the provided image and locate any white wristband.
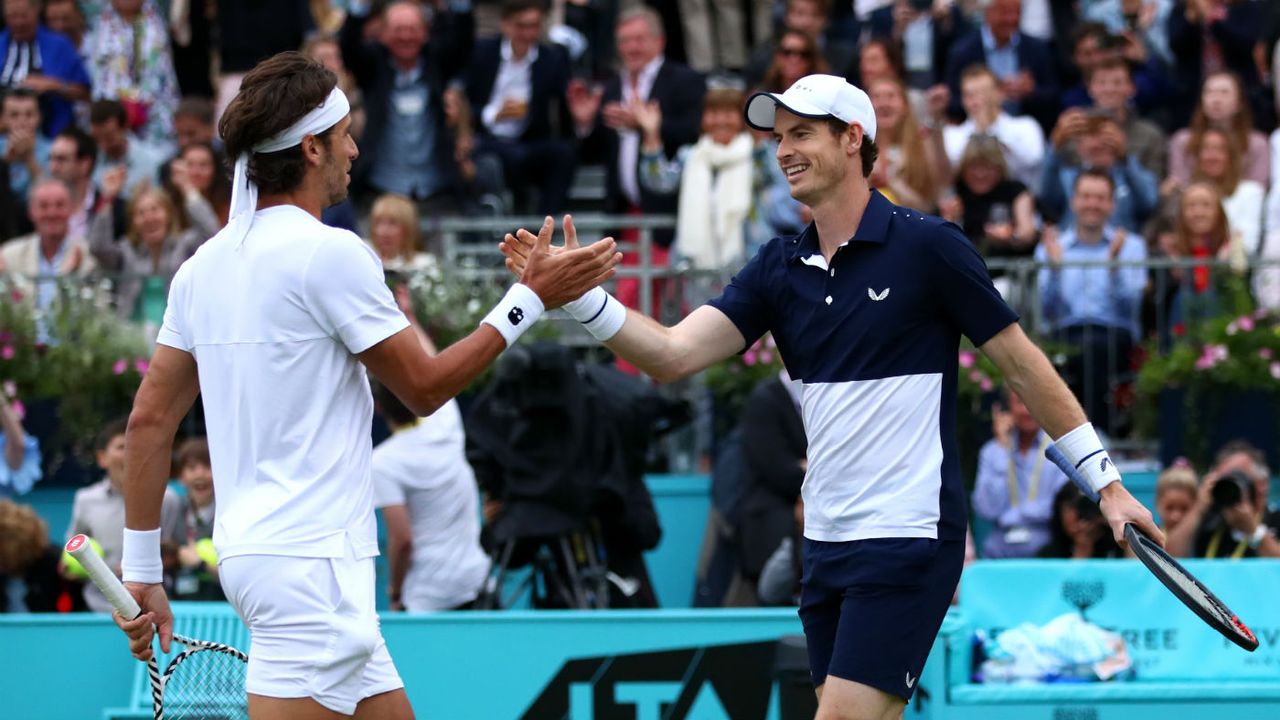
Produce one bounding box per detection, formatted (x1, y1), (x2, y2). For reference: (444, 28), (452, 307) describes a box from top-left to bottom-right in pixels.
(561, 287), (626, 342)
(481, 283), (544, 347)
(1055, 422), (1122, 494)
(121, 527), (163, 584)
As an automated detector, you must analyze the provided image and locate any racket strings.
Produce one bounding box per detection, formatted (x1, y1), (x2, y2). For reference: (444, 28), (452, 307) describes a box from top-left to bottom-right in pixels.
(1135, 535), (1257, 645)
(161, 648), (250, 720)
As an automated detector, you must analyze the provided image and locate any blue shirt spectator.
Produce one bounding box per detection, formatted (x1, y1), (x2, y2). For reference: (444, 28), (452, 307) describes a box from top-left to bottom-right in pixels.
(1037, 224), (1147, 338)
(0, 395), (42, 500)
(1038, 116), (1158, 233)
(0, 2), (92, 139)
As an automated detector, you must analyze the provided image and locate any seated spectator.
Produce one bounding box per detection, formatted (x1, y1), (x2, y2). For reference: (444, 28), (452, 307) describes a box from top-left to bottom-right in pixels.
(635, 85), (753, 271)
(1155, 459), (1198, 533)
(88, 186), (216, 320)
(1036, 169), (1147, 431)
(743, 0), (855, 88)
(1060, 21), (1170, 119)
(943, 134), (1037, 281)
(756, 29), (829, 94)
(1165, 440), (1280, 559)
(0, 499), (84, 612)
(82, 0), (180, 150)
(367, 193), (437, 273)
(867, 76), (949, 213)
(738, 370), (806, 604)
(172, 142), (229, 226)
(944, 0), (1059, 133)
(0, 0), (91, 137)
(1, 179), (96, 310)
(64, 418), (185, 613)
(88, 100), (166, 200)
(303, 35), (365, 141)
(1037, 482), (1123, 558)
(1186, 127), (1263, 255)
(1168, 71), (1268, 189)
(1040, 112), (1159, 233)
(463, 0), (576, 216)
(1, 88), (51, 201)
(171, 438), (223, 601)
(972, 386), (1070, 559)
(1166, 181), (1246, 326)
(0, 390), (40, 500)
(341, 0), (474, 212)
(1085, 57), (1168, 179)
(47, 127), (125, 243)
(867, 0), (970, 92)
(1167, 0), (1264, 130)
(942, 64), (1044, 193)
(372, 295), (488, 611)
(171, 97), (217, 153)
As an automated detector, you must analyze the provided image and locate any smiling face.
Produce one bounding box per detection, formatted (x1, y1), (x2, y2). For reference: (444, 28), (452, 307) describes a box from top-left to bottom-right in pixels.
(1195, 130), (1230, 182)
(371, 213), (407, 259)
(702, 105), (743, 146)
(616, 15), (664, 75)
(131, 190), (172, 248)
(869, 79), (905, 136)
(180, 462), (215, 509)
(29, 181), (72, 242)
(181, 145), (216, 194)
(774, 110), (856, 208)
(382, 2), (428, 67)
(1180, 184), (1221, 237)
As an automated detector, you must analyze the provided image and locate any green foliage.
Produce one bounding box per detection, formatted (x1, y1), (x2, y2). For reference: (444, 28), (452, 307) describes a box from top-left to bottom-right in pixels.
(0, 278), (151, 459)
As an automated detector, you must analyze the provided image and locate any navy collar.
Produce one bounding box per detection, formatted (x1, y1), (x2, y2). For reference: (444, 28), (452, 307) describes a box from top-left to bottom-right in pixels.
(787, 189), (893, 263)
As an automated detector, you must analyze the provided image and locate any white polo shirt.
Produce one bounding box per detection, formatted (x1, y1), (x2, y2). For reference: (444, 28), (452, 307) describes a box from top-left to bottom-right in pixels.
(157, 205), (409, 561)
(372, 401), (489, 611)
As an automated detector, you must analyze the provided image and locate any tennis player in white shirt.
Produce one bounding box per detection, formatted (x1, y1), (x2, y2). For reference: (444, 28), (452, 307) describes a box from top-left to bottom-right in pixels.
(110, 52), (619, 720)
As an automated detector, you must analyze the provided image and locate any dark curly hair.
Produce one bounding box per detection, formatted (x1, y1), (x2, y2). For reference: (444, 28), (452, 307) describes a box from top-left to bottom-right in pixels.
(218, 52), (339, 196)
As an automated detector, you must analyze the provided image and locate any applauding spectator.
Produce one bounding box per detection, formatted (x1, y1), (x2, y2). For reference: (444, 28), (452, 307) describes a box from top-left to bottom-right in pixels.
(1167, 72), (1268, 189)
(0, 89), (49, 202)
(943, 135), (1036, 288)
(1040, 111), (1158, 232)
(1, 179), (96, 309)
(0, 390), (40, 501)
(942, 65), (1044, 193)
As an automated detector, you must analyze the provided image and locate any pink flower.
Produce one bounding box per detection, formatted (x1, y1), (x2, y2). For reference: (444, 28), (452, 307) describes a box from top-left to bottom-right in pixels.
(1195, 344), (1228, 370)
(112, 359), (128, 375)
(9, 290), (22, 303)
(968, 370), (983, 383)
(134, 359), (149, 375)
(1271, 362), (1280, 380)
(9, 400), (23, 420)
(1238, 315), (1255, 332)
(1259, 348), (1274, 360)
(2, 380), (14, 398)
(759, 350), (773, 365)
(959, 351), (976, 369)
(980, 377), (994, 392)
(0, 346), (12, 360)
(742, 350), (757, 366)
(1226, 321), (1238, 336)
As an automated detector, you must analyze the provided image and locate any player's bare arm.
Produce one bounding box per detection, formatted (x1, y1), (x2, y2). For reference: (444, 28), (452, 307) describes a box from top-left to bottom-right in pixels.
(120, 344), (201, 659)
(365, 216), (621, 416)
(500, 215), (745, 382)
(980, 322), (1163, 546)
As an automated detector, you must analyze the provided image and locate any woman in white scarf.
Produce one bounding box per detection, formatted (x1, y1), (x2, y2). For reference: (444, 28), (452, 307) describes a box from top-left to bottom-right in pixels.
(635, 87), (754, 271)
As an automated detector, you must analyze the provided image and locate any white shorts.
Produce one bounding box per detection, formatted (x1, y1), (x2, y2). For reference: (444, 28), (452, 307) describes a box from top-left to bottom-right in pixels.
(219, 541), (403, 715)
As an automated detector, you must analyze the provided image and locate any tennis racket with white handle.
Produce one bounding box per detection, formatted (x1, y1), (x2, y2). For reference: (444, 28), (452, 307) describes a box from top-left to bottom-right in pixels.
(1043, 446), (1259, 652)
(65, 534), (249, 719)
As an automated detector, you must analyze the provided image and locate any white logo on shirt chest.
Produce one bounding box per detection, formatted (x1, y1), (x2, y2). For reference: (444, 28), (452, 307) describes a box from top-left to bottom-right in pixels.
(868, 287), (890, 301)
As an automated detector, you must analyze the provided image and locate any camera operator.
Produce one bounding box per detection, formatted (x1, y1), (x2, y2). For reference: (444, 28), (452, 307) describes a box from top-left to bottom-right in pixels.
(1165, 441), (1280, 559)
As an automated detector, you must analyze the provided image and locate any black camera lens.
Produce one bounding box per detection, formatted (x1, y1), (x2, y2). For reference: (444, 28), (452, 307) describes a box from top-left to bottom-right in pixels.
(1212, 470), (1253, 508)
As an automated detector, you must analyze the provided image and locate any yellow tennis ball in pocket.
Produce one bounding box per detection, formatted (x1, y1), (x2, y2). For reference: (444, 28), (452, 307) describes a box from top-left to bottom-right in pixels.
(195, 538), (218, 568)
(61, 537), (104, 579)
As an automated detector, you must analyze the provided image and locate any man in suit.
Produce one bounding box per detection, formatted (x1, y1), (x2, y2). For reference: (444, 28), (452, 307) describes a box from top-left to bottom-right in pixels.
(945, 0), (1059, 134)
(463, 0), (575, 216)
(0, 179), (95, 309)
(341, 0), (474, 214)
(567, 5), (704, 312)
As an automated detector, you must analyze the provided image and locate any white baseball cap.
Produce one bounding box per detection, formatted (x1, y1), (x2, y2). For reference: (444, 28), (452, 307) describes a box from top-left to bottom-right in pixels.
(744, 74), (877, 141)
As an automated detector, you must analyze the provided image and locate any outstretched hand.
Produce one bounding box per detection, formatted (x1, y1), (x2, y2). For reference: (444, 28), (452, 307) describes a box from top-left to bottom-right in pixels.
(507, 215), (621, 309)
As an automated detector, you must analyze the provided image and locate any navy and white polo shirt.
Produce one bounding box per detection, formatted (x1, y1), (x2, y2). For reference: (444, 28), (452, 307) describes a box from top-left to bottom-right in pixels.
(707, 191), (1018, 543)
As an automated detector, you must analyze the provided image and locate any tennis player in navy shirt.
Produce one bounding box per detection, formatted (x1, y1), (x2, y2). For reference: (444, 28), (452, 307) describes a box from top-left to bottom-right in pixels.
(501, 74), (1162, 720)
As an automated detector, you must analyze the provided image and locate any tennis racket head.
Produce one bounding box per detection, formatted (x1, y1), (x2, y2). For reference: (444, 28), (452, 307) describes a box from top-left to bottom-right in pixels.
(159, 636), (249, 720)
(1123, 524), (1259, 652)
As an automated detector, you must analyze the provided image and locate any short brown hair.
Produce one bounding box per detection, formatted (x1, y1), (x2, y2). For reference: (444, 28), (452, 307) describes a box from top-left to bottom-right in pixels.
(175, 437), (211, 472)
(823, 117), (878, 177)
(218, 52), (339, 196)
(0, 501), (48, 575)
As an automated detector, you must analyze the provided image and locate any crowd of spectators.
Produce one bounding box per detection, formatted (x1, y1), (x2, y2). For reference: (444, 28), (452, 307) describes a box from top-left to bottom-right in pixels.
(3, 0), (1280, 613)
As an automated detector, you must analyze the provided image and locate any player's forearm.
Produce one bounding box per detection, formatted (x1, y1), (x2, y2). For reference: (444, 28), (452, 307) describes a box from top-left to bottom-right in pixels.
(411, 326), (507, 415)
(602, 310), (692, 383)
(988, 334), (1087, 438)
(123, 411), (180, 530)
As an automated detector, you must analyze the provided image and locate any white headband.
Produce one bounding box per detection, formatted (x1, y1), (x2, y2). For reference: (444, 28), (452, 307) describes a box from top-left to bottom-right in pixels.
(226, 87), (350, 246)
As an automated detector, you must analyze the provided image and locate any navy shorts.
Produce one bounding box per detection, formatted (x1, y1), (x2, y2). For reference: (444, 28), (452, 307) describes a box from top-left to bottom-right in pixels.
(798, 537), (964, 700)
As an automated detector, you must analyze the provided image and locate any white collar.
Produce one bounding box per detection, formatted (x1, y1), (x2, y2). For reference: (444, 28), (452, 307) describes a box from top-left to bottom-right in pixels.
(500, 38), (539, 65)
